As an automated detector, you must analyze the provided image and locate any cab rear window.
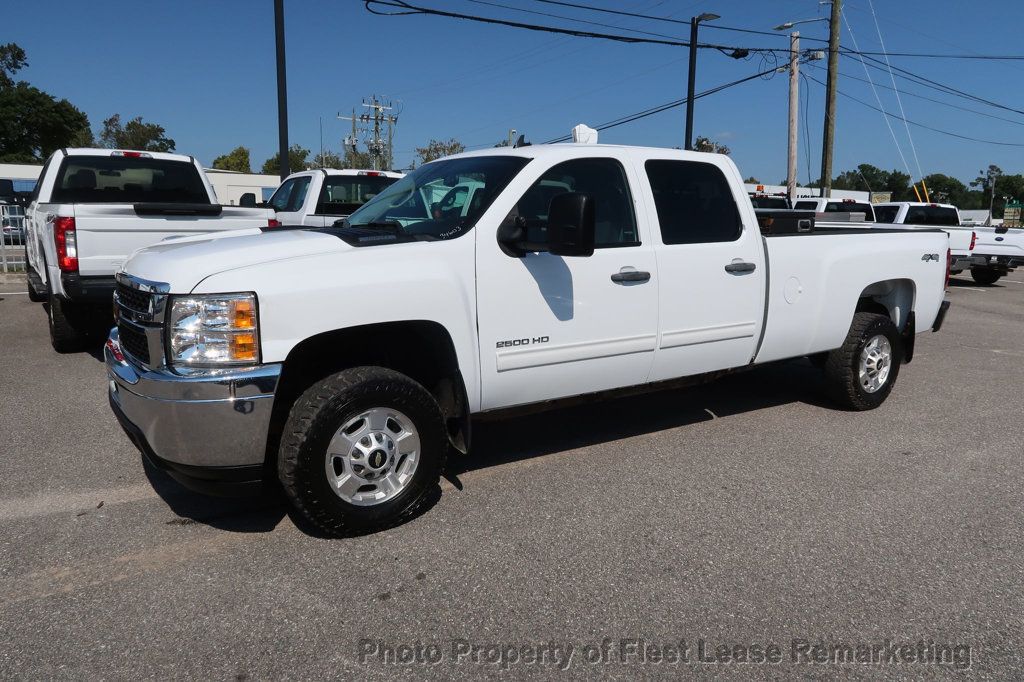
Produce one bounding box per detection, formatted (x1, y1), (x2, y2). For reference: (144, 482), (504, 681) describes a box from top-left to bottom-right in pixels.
(51, 156), (209, 204)
(905, 206), (959, 226)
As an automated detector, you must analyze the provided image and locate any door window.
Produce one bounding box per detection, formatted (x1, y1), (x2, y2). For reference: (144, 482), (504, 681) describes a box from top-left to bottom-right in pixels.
(645, 160), (742, 244)
(506, 158), (639, 248)
(268, 176), (311, 212)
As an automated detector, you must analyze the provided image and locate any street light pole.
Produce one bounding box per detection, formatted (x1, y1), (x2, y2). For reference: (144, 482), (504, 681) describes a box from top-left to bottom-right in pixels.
(274, 0), (290, 180)
(786, 31), (800, 202)
(684, 13), (719, 151)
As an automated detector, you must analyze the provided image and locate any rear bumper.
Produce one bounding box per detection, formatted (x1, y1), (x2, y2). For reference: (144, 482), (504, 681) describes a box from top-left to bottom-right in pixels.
(949, 255), (975, 270)
(932, 300), (950, 333)
(60, 273), (116, 303)
(105, 328), (281, 496)
(970, 254), (1022, 270)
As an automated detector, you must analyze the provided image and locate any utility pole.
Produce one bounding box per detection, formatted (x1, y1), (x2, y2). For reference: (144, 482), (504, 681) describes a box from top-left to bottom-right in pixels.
(684, 21), (699, 150)
(685, 13), (720, 150)
(987, 174), (997, 226)
(786, 31), (800, 202)
(338, 108), (360, 167)
(819, 0), (842, 197)
(273, 0), (290, 180)
(360, 96), (398, 171)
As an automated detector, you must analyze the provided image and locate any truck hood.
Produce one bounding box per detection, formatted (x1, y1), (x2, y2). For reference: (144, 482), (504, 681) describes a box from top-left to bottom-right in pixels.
(122, 228), (350, 292)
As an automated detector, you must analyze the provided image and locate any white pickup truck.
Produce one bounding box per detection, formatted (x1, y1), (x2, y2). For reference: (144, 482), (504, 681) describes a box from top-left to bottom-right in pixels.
(268, 168), (403, 226)
(863, 201), (977, 274)
(963, 224), (1024, 285)
(105, 140), (951, 535)
(25, 148), (279, 352)
(793, 197), (876, 222)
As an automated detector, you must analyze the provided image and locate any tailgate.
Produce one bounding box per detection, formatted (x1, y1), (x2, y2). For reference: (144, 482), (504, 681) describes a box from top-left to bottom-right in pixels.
(71, 204), (270, 276)
(941, 227), (974, 255)
(972, 227), (1024, 259)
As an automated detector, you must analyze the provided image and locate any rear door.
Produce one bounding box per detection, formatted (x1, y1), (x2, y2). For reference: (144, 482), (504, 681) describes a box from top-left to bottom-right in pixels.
(638, 157), (766, 382)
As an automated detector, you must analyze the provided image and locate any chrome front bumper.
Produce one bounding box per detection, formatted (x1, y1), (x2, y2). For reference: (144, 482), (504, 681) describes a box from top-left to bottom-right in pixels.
(106, 328), (281, 477)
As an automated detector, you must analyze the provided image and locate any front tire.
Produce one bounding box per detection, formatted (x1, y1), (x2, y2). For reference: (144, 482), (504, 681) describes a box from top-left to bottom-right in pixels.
(47, 294), (88, 353)
(278, 366), (447, 536)
(970, 266), (1001, 286)
(824, 312), (902, 411)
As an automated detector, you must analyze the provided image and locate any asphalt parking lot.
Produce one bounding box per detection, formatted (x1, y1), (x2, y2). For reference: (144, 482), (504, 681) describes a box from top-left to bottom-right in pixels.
(0, 273), (1021, 678)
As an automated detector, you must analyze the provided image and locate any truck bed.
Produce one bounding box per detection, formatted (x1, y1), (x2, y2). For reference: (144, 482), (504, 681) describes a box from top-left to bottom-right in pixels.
(755, 229), (948, 364)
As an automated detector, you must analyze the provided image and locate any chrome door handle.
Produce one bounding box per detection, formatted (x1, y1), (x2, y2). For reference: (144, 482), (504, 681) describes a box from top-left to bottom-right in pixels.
(724, 261), (756, 274)
(611, 267), (651, 283)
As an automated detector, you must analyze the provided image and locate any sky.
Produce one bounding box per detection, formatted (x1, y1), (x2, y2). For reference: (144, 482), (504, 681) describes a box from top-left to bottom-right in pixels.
(7, 0), (1024, 186)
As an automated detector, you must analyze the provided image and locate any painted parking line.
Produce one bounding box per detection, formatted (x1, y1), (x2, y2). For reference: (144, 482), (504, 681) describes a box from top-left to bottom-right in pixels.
(0, 291), (29, 295)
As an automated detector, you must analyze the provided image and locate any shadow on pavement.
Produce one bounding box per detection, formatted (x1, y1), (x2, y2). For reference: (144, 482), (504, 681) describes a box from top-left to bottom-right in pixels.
(141, 458), (288, 533)
(452, 358), (830, 477)
(948, 277), (1003, 289)
(138, 358), (829, 536)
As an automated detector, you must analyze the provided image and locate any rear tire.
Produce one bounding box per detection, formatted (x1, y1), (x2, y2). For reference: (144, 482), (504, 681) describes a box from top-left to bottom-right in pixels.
(824, 312), (902, 411)
(970, 266), (1001, 286)
(47, 294), (88, 353)
(278, 366), (446, 536)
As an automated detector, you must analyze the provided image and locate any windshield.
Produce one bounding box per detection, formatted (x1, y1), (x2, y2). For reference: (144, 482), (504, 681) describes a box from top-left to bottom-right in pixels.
(317, 175), (399, 216)
(344, 156), (530, 241)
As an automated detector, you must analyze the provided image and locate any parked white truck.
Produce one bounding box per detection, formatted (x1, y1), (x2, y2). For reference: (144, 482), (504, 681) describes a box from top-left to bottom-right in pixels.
(862, 201), (976, 274)
(963, 224), (1024, 285)
(25, 148), (279, 351)
(105, 141), (951, 535)
(268, 168), (403, 226)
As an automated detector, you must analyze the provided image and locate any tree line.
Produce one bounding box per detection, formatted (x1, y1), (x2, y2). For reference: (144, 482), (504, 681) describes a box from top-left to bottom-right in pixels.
(799, 164), (1021, 217)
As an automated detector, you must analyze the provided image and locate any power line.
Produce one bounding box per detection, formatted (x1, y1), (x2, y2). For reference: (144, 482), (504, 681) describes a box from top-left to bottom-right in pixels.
(365, 0), (787, 54)
(542, 64), (783, 144)
(531, 1), (1024, 58)
(804, 62), (1024, 128)
(840, 8), (913, 180)
(468, 0), (691, 42)
(803, 73), (1024, 147)
(843, 49), (1024, 117)
(528, 0), (831, 41)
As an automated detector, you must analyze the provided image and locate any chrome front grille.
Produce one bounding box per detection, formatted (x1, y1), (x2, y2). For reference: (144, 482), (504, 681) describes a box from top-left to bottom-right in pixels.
(114, 273), (170, 367)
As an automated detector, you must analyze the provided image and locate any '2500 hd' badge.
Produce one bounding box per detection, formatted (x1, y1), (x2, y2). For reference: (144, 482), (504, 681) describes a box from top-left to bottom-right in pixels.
(496, 336), (549, 349)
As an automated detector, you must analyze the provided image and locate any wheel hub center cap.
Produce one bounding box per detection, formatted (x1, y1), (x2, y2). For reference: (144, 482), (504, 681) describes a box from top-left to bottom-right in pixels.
(367, 449), (388, 470)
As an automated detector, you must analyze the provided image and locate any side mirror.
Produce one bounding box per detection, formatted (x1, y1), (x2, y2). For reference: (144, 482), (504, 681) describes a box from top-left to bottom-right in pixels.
(238, 192), (257, 207)
(547, 192), (595, 257)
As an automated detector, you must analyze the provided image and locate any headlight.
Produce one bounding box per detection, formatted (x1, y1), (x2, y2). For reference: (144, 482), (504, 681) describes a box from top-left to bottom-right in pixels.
(167, 293), (259, 366)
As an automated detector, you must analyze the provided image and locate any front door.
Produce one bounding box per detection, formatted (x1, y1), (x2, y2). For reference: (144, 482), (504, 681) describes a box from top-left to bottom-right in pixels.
(476, 156), (659, 411)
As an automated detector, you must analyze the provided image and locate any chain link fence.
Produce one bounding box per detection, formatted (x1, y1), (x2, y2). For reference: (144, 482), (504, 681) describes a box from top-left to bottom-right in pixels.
(1, 205), (27, 273)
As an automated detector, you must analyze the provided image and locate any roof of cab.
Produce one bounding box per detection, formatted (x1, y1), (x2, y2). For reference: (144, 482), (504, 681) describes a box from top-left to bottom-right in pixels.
(442, 143), (728, 163)
(62, 147), (194, 163)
